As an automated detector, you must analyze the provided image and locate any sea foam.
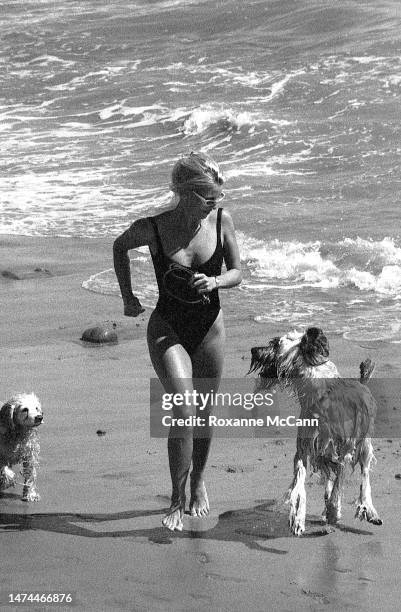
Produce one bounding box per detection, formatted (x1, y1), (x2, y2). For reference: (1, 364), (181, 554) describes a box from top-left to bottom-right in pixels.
(239, 233), (401, 296)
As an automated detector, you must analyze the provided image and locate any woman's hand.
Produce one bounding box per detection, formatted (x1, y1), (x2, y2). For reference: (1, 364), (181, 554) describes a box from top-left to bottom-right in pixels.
(123, 296), (145, 317)
(191, 273), (217, 295)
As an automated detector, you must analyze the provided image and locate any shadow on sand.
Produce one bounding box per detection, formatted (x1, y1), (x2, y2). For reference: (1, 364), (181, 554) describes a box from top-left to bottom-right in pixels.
(0, 497), (373, 554)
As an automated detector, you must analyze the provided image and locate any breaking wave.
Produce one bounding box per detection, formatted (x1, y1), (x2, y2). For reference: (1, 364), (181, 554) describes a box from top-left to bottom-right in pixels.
(239, 234), (401, 296)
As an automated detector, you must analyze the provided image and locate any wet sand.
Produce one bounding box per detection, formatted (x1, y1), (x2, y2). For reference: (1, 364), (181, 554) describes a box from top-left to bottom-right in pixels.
(1, 235), (400, 612)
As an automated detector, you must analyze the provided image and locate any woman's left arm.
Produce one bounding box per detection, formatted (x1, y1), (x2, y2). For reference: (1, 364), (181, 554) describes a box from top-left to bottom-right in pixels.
(192, 209), (242, 295)
(216, 209), (242, 288)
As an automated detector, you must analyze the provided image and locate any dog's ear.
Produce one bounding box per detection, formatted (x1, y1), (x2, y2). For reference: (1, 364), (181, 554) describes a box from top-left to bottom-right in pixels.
(0, 401), (16, 433)
(248, 347), (265, 374)
(248, 338), (280, 378)
(301, 327), (329, 365)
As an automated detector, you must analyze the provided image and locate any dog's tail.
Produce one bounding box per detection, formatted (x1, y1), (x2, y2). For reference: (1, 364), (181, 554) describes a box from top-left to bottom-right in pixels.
(359, 358), (375, 384)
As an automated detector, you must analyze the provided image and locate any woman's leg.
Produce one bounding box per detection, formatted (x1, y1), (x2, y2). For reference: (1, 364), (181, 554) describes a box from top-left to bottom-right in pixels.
(189, 311), (225, 517)
(147, 310), (195, 531)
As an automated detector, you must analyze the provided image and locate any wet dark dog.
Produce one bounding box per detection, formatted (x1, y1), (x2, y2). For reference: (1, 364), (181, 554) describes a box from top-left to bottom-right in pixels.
(249, 327), (382, 535)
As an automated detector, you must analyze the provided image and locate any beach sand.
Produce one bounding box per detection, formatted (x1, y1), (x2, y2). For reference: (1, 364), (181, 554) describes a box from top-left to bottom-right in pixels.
(1, 235), (400, 612)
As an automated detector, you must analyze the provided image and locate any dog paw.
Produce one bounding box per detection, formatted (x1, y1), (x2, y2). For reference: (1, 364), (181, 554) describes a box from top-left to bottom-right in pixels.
(0, 467), (16, 490)
(355, 504), (368, 521)
(289, 515), (305, 536)
(22, 491), (40, 502)
(288, 492), (306, 535)
(289, 507), (305, 535)
(355, 504), (382, 525)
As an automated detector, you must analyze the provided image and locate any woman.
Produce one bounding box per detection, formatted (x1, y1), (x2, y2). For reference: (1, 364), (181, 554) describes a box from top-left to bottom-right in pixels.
(113, 152), (242, 531)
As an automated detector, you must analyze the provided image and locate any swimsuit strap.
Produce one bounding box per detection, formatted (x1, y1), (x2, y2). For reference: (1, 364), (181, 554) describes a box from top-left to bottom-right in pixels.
(216, 207), (223, 249)
(148, 217), (164, 256)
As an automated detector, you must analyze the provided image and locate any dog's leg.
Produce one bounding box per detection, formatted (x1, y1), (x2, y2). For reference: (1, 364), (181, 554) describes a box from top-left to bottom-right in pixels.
(321, 471), (334, 521)
(21, 461), (40, 502)
(0, 466), (16, 490)
(355, 439), (382, 525)
(286, 456), (307, 536)
(325, 463), (345, 524)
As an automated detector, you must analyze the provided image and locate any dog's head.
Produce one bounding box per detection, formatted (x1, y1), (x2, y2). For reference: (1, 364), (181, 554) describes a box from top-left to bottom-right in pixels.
(249, 327), (330, 386)
(0, 393), (43, 434)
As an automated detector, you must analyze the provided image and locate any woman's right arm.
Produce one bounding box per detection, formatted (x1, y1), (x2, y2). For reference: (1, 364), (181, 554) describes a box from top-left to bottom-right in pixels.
(113, 218), (154, 317)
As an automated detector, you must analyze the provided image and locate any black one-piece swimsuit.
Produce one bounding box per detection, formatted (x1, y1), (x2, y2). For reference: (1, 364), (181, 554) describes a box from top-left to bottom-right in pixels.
(149, 208), (224, 355)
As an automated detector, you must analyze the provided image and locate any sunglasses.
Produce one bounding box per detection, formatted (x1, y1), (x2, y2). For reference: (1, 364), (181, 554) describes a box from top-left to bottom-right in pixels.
(192, 191), (225, 208)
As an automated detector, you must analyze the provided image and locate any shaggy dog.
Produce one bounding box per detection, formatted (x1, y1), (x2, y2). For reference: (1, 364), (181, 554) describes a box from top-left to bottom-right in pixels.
(0, 393), (43, 502)
(249, 327), (382, 535)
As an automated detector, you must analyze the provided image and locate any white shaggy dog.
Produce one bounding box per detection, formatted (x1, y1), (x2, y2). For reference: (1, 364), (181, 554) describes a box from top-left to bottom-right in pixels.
(0, 393), (43, 502)
(249, 327), (382, 536)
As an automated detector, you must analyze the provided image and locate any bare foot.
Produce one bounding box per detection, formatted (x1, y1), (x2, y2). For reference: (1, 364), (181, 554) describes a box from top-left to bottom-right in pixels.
(189, 476), (210, 517)
(162, 504), (184, 531)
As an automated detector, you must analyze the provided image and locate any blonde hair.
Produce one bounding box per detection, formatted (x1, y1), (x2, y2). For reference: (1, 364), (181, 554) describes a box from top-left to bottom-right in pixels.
(171, 152), (224, 194)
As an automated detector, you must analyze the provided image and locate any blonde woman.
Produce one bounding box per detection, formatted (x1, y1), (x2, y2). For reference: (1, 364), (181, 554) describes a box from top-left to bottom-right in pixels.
(113, 152), (242, 531)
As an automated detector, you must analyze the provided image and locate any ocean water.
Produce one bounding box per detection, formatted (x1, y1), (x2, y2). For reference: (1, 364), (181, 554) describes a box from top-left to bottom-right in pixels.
(2, 0), (401, 341)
